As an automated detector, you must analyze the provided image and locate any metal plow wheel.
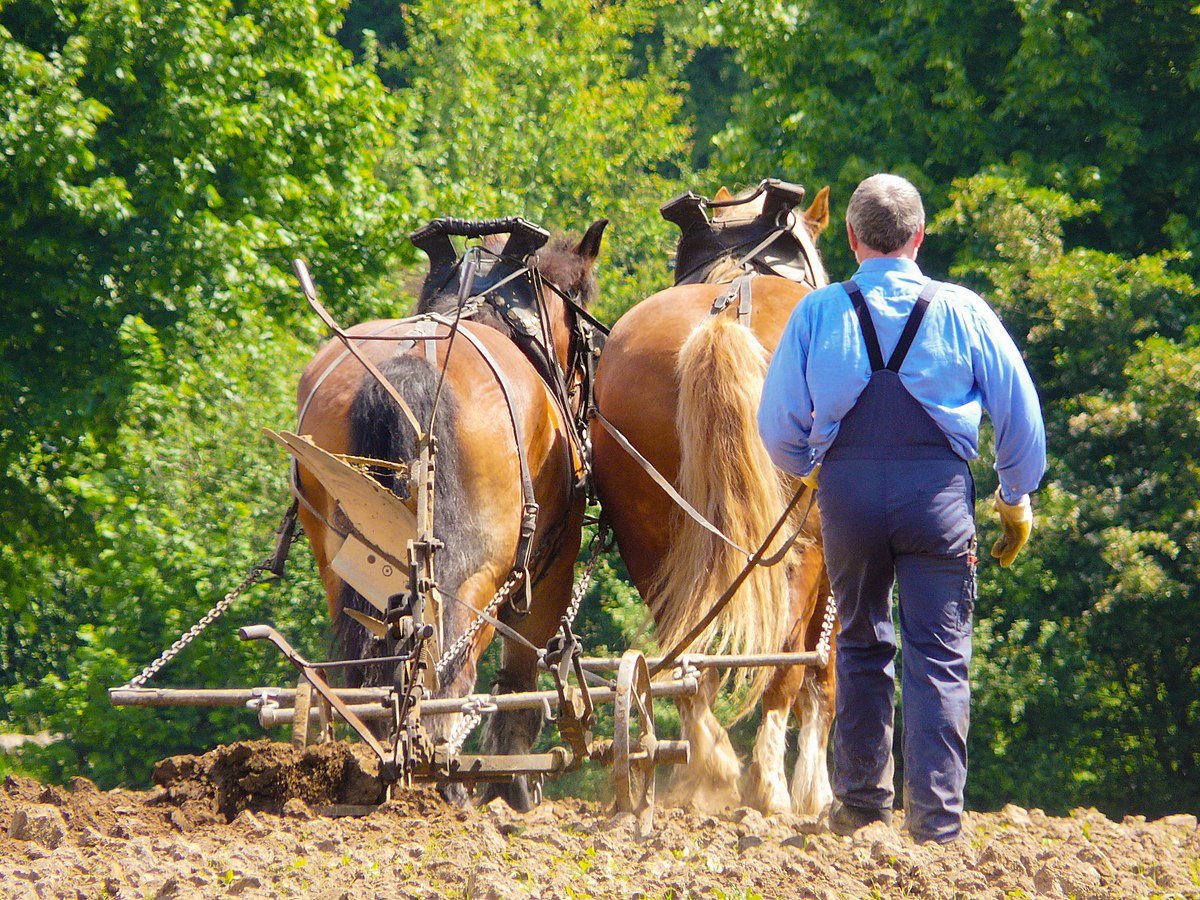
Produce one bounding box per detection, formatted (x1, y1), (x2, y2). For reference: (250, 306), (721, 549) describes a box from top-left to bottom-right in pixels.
(613, 650), (657, 833)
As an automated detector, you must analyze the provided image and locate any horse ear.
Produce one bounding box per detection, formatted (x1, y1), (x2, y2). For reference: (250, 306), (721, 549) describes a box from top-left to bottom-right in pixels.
(714, 186), (733, 202)
(576, 218), (608, 265)
(803, 186), (831, 238)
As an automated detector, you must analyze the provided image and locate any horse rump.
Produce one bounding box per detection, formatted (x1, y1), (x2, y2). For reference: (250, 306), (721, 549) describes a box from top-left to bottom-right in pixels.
(337, 352), (475, 689)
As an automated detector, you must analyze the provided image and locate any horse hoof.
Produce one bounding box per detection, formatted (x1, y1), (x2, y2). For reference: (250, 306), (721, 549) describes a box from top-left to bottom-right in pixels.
(478, 777), (536, 813)
(438, 782), (471, 807)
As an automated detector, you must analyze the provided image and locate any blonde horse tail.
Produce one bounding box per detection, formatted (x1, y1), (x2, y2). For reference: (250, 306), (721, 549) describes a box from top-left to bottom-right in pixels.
(649, 312), (795, 718)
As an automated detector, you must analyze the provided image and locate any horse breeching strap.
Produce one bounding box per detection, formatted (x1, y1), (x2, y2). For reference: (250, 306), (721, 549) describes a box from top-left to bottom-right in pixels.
(292, 260), (428, 443)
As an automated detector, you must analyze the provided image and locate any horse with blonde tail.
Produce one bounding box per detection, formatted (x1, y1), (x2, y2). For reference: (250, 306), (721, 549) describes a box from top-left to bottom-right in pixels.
(592, 181), (836, 815)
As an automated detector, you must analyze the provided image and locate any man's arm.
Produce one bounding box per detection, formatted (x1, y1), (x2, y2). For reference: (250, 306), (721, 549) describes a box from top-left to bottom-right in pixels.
(969, 302), (1047, 502)
(758, 308), (816, 477)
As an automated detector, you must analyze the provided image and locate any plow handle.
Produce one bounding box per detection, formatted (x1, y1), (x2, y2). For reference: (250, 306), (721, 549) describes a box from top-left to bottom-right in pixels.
(238, 625), (275, 642)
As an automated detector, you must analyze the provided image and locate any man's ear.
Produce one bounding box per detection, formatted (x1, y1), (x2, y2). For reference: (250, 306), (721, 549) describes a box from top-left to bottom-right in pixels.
(909, 224), (926, 257)
(575, 219), (609, 265)
(713, 186), (733, 202)
(803, 186), (831, 238)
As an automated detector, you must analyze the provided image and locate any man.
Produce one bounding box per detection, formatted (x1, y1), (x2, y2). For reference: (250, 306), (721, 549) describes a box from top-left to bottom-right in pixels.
(758, 174), (1045, 844)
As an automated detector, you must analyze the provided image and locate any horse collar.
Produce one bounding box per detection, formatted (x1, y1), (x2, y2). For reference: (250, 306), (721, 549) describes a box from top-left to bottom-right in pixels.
(661, 179), (817, 287)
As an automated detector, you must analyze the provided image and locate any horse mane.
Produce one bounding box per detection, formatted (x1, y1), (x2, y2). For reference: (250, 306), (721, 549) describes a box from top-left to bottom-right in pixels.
(703, 258), (749, 285)
(533, 234), (600, 307)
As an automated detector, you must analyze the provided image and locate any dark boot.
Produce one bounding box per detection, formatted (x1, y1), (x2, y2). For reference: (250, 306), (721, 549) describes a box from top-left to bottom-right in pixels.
(829, 801), (893, 836)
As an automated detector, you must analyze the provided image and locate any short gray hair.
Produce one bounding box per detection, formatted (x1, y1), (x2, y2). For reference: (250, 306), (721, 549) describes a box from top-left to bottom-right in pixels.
(845, 174), (925, 254)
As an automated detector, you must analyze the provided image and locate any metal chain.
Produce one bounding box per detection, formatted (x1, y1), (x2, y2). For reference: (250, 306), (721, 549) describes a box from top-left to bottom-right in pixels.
(435, 570), (523, 682)
(443, 697), (497, 757)
(123, 555), (277, 689)
(816, 594), (838, 667)
(434, 520), (610, 682)
(563, 520), (610, 629)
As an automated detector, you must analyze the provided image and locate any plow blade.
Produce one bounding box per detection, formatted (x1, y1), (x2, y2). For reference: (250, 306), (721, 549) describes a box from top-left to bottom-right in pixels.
(266, 429), (418, 570)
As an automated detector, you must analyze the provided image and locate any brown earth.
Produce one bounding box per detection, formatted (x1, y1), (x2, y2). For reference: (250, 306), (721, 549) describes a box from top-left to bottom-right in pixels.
(2, 740), (1198, 899)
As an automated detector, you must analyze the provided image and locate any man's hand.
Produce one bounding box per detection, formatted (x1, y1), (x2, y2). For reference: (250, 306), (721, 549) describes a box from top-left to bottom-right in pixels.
(801, 464), (821, 490)
(991, 490), (1032, 567)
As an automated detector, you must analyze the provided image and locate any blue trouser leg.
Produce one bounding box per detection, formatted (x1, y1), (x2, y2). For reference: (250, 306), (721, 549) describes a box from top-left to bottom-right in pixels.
(821, 460), (897, 812)
(821, 457), (975, 841)
(896, 559), (973, 841)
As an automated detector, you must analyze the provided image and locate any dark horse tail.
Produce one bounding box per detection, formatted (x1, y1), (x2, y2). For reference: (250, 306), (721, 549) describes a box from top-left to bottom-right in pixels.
(341, 353), (475, 689)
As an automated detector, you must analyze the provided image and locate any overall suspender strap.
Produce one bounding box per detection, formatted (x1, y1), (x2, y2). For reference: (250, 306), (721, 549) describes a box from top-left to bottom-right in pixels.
(887, 280), (941, 371)
(842, 280), (885, 372)
(841, 279), (943, 373)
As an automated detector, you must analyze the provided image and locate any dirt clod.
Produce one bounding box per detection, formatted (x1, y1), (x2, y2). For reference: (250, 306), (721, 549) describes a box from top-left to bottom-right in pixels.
(7, 805), (67, 849)
(2, 740), (1199, 898)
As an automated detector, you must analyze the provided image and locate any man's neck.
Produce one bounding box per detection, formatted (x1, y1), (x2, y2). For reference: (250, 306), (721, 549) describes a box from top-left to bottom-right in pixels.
(854, 247), (919, 264)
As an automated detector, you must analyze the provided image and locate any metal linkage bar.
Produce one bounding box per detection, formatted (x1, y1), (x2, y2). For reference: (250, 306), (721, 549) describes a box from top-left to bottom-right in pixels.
(568, 651), (825, 672)
(254, 677), (700, 728)
(114, 673), (701, 728)
(108, 687), (391, 708)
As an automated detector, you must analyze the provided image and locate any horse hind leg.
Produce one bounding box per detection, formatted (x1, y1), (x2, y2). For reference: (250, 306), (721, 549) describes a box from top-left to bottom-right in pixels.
(790, 667), (834, 816)
(665, 669), (741, 813)
(478, 641), (545, 812)
(743, 665), (805, 815)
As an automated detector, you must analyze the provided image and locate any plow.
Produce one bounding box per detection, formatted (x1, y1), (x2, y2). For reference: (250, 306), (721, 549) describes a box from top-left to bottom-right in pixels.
(110, 189), (834, 835)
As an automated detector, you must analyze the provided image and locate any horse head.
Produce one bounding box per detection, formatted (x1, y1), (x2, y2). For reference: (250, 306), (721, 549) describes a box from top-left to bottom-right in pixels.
(531, 219), (607, 370)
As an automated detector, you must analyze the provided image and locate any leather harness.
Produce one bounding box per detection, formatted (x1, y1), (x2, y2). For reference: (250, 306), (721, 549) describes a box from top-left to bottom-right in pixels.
(594, 180), (825, 561)
(294, 220), (600, 617)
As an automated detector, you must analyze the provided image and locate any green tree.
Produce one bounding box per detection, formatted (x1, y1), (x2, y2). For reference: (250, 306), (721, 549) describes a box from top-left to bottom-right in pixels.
(7, 314), (333, 787)
(1, 0), (407, 781)
(709, 0), (1200, 272)
(386, 0), (694, 322)
(933, 171), (1200, 816)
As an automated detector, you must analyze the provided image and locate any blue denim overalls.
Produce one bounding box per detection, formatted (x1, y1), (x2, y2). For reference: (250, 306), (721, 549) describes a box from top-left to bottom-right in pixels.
(819, 279), (977, 843)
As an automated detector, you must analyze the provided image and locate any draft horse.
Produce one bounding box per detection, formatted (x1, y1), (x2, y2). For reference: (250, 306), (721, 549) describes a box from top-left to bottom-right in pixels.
(592, 180), (835, 815)
(290, 216), (607, 809)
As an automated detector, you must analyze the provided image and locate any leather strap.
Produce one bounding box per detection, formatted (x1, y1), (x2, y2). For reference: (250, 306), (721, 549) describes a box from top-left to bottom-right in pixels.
(449, 324), (540, 574)
(300, 287), (427, 440)
(737, 272), (754, 327)
(709, 270), (757, 327)
(648, 483), (817, 676)
(593, 410), (753, 558)
(297, 321), (418, 433)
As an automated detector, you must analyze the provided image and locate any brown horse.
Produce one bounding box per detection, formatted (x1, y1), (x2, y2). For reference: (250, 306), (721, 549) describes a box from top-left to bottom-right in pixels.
(592, 183), (836, 815)
(291, 219), (607, 809)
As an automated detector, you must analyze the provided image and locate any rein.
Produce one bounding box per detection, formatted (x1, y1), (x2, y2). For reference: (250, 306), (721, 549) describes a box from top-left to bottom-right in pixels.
(648, 483), (818, 677)
(593, 409), (815, 569)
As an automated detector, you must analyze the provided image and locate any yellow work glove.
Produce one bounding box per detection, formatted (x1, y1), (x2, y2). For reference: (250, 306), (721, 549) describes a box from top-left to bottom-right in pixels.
(991, 489), (1032, 567)
(801, 464), (821, 490)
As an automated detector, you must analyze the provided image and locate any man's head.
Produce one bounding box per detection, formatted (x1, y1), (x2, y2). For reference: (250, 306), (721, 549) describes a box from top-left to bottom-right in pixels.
(845, 174), (925, 260)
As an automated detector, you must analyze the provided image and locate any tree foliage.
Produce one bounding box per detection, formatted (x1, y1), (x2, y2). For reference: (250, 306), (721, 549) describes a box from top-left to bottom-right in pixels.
(708, 0), (1200, 270)
(382, 0), (694, 321)
(0, 0), (1196, 819)
(933, 171), (1200, 816)
(0, 0), (405, 781)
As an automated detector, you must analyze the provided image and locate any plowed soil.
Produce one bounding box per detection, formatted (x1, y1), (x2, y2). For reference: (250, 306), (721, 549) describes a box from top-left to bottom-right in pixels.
(3, 740), (1198, 898)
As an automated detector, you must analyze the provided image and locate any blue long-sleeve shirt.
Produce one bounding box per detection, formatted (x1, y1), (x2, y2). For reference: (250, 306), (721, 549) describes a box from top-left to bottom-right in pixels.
(758, 257), (1046, 502)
